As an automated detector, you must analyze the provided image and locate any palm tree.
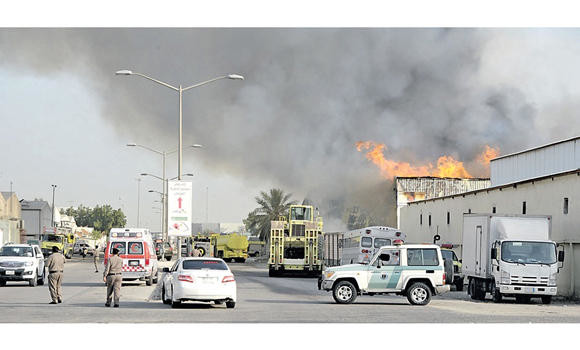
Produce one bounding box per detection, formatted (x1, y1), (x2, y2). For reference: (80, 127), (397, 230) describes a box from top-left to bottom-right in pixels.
(244, 188), (296, 241)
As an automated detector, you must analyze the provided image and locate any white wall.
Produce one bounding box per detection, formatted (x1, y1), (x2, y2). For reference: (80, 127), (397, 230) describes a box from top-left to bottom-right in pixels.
(400, 171), (580, 297)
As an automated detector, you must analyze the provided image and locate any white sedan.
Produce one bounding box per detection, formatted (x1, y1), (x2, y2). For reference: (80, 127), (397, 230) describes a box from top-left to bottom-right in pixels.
(161, 257), (237, 308)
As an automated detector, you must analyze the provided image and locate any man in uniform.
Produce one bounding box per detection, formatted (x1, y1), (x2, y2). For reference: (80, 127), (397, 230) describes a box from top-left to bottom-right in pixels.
(46, 246), (66, 304)
(103, 247), (123, 307)
(93, 244), (100, 273)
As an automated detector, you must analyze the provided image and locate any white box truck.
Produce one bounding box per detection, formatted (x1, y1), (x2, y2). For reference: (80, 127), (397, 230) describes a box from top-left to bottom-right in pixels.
(462, 214), (564, 304)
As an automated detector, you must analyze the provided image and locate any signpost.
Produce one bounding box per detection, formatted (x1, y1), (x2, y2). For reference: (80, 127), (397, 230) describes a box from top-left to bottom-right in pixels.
(167, 181), (192, 237)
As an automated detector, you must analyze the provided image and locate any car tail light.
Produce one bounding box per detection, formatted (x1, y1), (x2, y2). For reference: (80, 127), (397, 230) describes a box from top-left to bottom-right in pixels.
(443, 273), (446, 285)
(178, 275), (194, 283)
(361, 249), (370, 253)
(144, 242), (150, 266)
(222, 275), (235, 283)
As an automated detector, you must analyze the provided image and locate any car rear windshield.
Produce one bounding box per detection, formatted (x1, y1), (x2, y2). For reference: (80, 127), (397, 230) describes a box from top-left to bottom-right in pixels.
(110, 242), (127, 254)
(128, 242), (144, 255)
(374, 238), (391, 248)
(182, 260), (228, 270)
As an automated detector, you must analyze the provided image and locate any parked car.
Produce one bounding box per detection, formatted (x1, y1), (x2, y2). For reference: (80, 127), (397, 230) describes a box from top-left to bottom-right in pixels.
(73, 242), (92, 255)
(155, 242), (173, 260)
(319, 244), (450, 305)
(161, 257), (236, 308)
(0, 244), (46, 287)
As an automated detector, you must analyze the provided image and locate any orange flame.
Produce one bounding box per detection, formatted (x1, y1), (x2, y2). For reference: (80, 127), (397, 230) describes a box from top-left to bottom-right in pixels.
(477, 145), (500, 165)
(356, 141), (499, 180)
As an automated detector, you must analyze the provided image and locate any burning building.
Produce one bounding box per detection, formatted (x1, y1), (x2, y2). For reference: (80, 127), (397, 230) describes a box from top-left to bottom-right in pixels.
(399, 136), (580, 298)
(395, 176), (491, 228)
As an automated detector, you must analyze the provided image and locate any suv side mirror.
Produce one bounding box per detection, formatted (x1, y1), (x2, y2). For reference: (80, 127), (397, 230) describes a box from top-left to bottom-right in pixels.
(490, 248), (497, 260)
(558, 250), (565, 262)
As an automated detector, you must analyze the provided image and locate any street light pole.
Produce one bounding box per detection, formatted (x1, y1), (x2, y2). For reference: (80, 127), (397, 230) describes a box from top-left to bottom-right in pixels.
(51, 184), (57, 227)
(136, 178), (141, 227)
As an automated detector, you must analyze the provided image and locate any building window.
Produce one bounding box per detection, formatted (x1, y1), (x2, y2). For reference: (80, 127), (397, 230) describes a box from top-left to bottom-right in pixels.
(428, 214), (432, 226)
(564, 198), (569, 215)
(522, 201), (526, 215)
(492, 206), (496, 214)
(446, 211), (450, 225)
(420, 214), (423, 225)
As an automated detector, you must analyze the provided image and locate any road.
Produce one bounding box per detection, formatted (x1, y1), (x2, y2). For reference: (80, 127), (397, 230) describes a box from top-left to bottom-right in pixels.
(1, 256), (580, 323)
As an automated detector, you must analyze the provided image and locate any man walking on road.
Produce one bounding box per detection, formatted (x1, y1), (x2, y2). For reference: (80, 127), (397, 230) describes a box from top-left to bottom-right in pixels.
(103, 247), (123, 307)
(93, 244), (100, 273)
(46, 246), (66, 304)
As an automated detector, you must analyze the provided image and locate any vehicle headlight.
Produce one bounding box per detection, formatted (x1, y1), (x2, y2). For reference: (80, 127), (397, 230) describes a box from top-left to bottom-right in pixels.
(549, 272), (557, 286)
(501, 270), (510, 284)
(324, 271), (335, 279)
(25, 261), (34, 267)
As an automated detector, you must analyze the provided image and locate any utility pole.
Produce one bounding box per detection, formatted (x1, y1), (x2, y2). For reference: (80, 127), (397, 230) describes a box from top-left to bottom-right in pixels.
(136, 178), (141, 227)
(51, 184), (57, 227)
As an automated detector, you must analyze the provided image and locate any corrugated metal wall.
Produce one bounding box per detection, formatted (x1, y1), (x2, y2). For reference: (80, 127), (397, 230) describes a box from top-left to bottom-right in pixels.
(491, 137), (580, 186)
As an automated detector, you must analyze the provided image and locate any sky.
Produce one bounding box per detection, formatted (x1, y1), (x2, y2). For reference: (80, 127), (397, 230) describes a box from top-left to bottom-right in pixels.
(1, 28), (580, 232)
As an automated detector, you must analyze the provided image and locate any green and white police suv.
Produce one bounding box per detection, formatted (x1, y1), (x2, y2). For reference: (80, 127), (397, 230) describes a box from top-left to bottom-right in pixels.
(318, 243), (450, 305)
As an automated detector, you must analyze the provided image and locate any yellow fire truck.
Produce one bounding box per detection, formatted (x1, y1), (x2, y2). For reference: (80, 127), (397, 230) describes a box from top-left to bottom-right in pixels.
(269, 205), (323, 277)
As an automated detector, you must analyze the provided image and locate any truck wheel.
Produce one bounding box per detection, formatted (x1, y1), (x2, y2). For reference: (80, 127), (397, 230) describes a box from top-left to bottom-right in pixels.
(454, 278), (464, 292)
(332, 280), (358, 304)
(268, 268), (278, 277)
(406, 282), (432, 305)
(492, 288), (502, 303)
(153, 270), (159, 284)
(541, 296), (552, 305)
(468, 278), (477, 300)
(0, 280), (5, 287)
(226, 301), (236, 309)
(146, 275), (153, 286)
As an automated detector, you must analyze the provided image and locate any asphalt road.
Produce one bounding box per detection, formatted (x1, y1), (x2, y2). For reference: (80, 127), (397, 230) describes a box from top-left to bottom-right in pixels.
(1, 256), (580, 323)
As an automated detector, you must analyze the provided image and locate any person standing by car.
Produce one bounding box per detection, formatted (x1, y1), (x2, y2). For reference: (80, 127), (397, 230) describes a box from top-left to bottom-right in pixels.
(46, 246), (66, 304)
(93, 244), (100, 273)
(103, 247), (123, 307)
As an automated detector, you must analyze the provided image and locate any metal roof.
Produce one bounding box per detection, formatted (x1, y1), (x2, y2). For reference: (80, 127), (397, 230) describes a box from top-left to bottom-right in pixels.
(491, 135), (580, 162)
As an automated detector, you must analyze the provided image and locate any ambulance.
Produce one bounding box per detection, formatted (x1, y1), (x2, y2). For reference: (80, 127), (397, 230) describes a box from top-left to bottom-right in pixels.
(104, 228), (159, 286)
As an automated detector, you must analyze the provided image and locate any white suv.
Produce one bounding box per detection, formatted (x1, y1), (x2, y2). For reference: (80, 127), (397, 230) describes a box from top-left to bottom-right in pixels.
(0, 244), (46, 287)
(318, 244), (450, 305)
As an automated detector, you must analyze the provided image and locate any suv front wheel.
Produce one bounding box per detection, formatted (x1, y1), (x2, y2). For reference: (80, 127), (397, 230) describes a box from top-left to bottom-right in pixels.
(332, 280), (358, 304)
(406, 282), (432, 305)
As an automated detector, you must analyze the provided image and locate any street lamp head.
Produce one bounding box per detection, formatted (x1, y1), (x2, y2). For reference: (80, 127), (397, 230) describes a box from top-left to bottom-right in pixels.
(227, 74), (244, 80)
(140, 173), (148, 176)
(126, 143), (137, 147)
(191, 144), (203, 149)
(115, 70), (133, 76)
(148, 190), (155, 193)
(184, 173), (194, 177)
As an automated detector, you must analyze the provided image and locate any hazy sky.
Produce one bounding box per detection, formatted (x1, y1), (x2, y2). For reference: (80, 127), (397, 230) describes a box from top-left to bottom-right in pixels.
(1, 28), (579, 231)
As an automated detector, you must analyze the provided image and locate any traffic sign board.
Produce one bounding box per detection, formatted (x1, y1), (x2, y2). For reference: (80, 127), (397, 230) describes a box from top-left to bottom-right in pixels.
(167, 181), (192, 237)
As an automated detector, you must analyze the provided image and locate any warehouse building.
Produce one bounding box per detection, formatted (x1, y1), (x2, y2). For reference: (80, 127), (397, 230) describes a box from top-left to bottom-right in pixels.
(400, 136), (580, 298)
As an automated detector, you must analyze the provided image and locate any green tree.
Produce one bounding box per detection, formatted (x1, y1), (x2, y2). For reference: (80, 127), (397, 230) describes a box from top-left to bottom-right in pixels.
(244, 188), (296, 241)
(61, 204), (127, 233)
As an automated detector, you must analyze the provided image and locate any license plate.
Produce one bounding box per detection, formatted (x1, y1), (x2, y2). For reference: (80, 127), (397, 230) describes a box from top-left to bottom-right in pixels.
(5, 270), (15, 275)
(129, 260), (139, 266)
(202, 277), (216, 284)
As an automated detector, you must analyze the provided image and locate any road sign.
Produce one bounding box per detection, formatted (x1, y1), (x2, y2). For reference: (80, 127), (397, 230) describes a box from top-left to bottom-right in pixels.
(167, 180), (192, 237)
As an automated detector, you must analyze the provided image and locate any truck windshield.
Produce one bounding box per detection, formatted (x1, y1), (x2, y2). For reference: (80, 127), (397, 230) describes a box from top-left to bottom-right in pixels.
(290, 207), (311, 221)
(43, 235), (62, 243)
(501, 241), (556, 264)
